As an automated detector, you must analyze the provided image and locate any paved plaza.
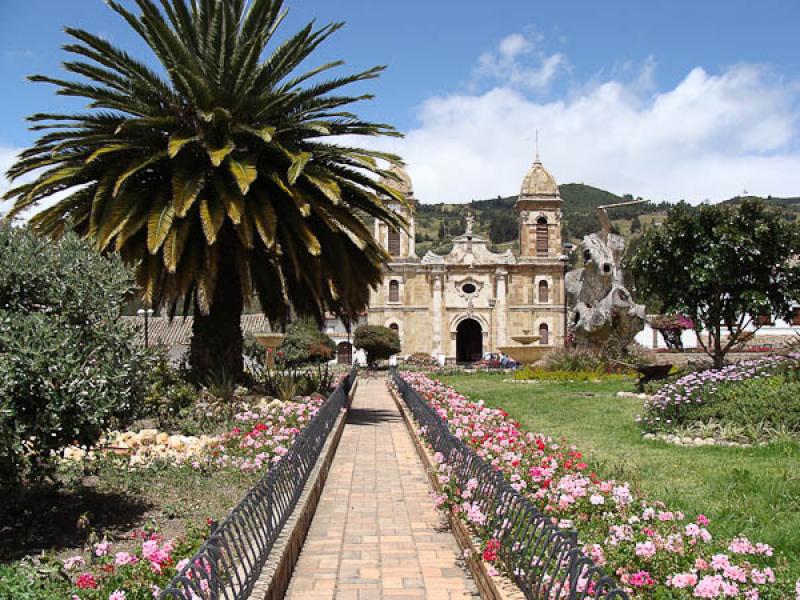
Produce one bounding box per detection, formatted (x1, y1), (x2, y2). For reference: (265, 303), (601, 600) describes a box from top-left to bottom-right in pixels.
(285, 377), (479, 600)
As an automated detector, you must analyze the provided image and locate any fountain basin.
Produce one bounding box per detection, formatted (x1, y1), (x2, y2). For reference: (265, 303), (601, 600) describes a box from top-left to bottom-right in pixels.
(497, 344), (549, 365)
(254, 333), (286, 367)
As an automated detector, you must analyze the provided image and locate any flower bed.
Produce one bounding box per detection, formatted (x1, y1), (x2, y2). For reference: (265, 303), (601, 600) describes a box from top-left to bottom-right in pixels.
(60, 397), (324, 472)
(16, 396), (327, 599)
(60, 524), (210, 600)
(638, 354), (800, 435)
(400, 372), (799, 599)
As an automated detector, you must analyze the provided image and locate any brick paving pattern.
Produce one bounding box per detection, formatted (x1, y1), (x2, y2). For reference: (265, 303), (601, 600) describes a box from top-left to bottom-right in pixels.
(285, 377), (479, 600)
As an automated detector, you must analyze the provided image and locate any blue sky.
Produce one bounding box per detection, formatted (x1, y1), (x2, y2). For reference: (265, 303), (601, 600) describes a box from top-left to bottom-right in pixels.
(2, 0), (800, 203)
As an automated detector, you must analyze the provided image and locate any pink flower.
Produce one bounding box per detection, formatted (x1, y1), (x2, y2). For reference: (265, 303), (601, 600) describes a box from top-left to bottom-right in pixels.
(697, 514), (710, 526)
(114, 552), (138, 567)
(635, 541), (657, 560)
(694, 575), (724, 598)
(109, 591), (126, 600)
(628, 570), (655, 587)
(668, 572), (698, 589)
(94, 539), (111, 557)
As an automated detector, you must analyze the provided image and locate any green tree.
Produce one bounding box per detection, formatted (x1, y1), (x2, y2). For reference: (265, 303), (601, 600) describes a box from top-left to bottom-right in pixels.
(0, 226), (148, 484)
(3, 0), (405, 382)
(628, 200), (800, 367)
(438, 221), (446, 240)
(278, 318), (335, 365)
(353, 325), (400, 366)
(630, 215), (642, 233)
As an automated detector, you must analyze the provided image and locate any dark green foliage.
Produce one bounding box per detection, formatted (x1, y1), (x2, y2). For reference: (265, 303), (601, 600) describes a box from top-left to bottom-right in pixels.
(140, 351), (197, 429)
(0, 226), (148, 484)
(488, 211), (517, 243)
(628, 199), (800, 367)
(279, 318), (335, 365)
(353, 324), (401, 365)
(251, 362), (336, 401)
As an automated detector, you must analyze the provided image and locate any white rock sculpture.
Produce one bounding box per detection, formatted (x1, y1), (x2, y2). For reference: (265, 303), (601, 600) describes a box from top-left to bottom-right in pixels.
(565, 231), (645, 353)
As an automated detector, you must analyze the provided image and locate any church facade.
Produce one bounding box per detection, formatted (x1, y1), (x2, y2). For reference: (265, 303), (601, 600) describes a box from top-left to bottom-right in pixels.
(365, 157), (567, 361)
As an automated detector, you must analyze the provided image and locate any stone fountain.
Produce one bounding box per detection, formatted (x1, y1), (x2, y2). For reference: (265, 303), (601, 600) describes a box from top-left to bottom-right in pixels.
(254, 333), (286, 368)
(497, 330), (548, 365)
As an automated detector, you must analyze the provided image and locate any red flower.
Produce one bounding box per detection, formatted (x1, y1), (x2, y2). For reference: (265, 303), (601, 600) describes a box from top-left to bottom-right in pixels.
(482, 539), (501, 562)
(75, 572), (98, 589)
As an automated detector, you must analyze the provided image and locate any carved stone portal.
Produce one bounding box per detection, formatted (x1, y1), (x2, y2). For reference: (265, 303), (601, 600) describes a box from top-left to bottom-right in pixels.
(565, 231), (645, 353)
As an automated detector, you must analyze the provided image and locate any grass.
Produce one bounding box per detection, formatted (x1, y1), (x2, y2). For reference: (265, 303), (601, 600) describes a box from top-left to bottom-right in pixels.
(0, 458), (258, 563)
(437, 372), (800, 575)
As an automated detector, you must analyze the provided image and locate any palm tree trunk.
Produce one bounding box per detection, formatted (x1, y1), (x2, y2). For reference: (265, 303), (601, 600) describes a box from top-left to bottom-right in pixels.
(190, 257), (244, 384)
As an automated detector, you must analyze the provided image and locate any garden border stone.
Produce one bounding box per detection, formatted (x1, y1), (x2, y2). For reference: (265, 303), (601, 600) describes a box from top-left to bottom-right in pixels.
(388, 382), (525, 600)
(249, 376), (358, 600)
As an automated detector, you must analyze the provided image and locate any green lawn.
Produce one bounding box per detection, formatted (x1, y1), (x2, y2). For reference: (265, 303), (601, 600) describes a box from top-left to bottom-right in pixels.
(437, 372), (800, 574)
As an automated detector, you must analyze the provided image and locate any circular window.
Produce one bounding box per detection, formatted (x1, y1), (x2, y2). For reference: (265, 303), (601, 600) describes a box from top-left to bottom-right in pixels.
(462, 283), (477, 294)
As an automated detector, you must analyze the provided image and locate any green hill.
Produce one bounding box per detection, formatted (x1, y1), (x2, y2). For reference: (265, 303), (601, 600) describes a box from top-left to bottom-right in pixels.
(412, 185), (799, 256)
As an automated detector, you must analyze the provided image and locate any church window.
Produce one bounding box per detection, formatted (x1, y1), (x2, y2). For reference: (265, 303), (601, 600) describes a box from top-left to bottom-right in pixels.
(538, 280), (549, 303)
(462, 283), (476, 294)
(536, 217), (548, 256)
(539, 323), (549, 345)
(389, 280), (400, 302)
(388, 229), (401, 256)
(389, 323), (400, 334)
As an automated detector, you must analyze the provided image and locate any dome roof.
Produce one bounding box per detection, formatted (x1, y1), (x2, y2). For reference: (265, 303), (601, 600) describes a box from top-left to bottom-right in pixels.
(380, 164), (413, 196)
(519, 158), (558, 197)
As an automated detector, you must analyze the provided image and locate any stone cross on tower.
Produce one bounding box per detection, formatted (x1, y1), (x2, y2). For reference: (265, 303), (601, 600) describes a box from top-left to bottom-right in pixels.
(465, 214), (475, 236)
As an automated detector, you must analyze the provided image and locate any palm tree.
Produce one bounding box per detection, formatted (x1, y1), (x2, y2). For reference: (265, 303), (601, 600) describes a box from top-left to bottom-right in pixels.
(4, 0), (406, 381)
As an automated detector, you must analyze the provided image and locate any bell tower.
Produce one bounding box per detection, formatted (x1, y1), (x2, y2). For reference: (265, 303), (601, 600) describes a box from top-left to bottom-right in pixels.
(375, 164), (417, 260)
(515, 153), (562, 259)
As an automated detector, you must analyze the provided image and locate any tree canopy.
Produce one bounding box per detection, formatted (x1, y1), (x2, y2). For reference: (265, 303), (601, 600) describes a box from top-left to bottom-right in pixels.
(627, 200), (800, 367)
(3, 0), (406, 381)
(353, 324), (401, 366)
(0, 226), (148, 484)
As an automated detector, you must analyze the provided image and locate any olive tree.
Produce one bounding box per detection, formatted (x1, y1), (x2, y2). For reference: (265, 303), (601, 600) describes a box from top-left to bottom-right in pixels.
(628, 200), (800, 367)
(0, 226), (149, 484)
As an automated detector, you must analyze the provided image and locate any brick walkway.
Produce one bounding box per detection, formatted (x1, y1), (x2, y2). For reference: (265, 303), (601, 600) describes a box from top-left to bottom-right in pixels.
(284, 377), (479, 600)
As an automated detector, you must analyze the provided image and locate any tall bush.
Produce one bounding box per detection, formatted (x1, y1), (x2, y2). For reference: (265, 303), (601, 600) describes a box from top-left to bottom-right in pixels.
(353, 325), (401, 366)
(0, 227), (148, 484)
(278, 318), (335, 365)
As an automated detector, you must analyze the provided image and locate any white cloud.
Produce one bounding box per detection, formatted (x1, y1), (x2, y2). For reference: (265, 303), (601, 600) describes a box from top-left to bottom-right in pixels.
(0, 146), (22, 217)
(388, 35), (800, 204)
(473, 31), (567, 92)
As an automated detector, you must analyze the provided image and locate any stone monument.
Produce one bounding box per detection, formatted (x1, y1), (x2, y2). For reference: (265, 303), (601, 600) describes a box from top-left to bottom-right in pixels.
(565, 202), (646, 353)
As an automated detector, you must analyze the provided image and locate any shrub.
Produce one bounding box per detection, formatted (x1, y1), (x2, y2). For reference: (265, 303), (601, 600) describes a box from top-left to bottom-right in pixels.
(679, 375), (800, 434)
(405, 352), (440, 369)
(639, 353), (800, 433)
(139, 351), (198, 431)
(541, 347), (641, 374)
(353, 325), (401, 366)
(278, 318), (335, 365)
(0, 227), (148, 484)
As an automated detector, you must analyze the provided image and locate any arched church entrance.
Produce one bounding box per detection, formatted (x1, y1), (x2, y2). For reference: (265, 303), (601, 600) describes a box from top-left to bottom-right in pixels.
(336, 342), (352, 365)
(456, 318), (483, 363)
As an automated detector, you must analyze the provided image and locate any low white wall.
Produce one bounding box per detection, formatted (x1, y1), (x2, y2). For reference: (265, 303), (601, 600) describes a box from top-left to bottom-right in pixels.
(635, 321), (799, 349)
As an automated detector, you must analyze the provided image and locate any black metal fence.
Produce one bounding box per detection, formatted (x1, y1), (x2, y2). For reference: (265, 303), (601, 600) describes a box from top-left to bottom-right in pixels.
(392, 372), (629, 600)
(159, 369), (356, 600)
